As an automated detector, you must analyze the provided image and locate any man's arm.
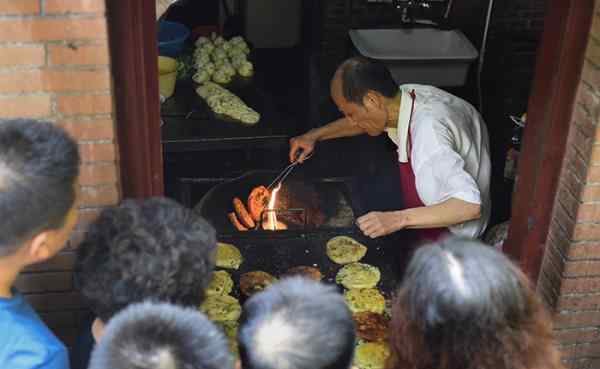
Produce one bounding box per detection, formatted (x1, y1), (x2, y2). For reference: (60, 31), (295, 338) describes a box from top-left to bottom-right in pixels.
(357, 198), (481, 238)
(289, 118), (365, 162)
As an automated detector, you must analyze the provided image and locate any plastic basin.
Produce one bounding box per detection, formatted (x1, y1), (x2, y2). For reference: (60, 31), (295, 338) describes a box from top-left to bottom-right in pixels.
(349, 28), (479, 87)
(158, 56), (177, 99)
(158, 21), (190, 57)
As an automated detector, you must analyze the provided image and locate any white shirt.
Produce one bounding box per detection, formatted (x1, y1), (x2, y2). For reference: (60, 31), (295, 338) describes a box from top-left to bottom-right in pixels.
(385, 84), (491, 238)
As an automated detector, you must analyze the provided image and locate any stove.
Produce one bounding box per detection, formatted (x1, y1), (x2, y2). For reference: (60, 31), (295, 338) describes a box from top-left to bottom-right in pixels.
(192, 170), (404, 300)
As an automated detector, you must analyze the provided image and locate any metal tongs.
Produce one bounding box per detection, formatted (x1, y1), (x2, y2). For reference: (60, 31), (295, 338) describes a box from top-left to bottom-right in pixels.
(267, 151), (314, 190)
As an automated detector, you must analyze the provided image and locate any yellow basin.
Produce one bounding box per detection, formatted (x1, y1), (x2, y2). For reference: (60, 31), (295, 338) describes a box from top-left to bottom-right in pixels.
(158, 56), (177, 98)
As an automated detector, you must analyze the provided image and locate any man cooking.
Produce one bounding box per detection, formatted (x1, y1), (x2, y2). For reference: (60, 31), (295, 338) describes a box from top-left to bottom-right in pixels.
(289, 57), (490, 241)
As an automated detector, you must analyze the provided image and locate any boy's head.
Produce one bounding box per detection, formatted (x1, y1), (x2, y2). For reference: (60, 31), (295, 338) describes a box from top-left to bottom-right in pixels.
(0, 119), (79, 265)
(75, 197), (217, 329)
(238, 277), (356, 369)
(88, 301), (233, 369)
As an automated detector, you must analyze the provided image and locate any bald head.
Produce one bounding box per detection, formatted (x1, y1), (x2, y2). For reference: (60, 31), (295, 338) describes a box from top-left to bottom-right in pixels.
(333, 57), (398, 105)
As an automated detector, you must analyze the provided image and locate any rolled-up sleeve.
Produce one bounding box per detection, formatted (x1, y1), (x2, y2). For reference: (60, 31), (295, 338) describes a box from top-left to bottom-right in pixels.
(414, 147), (482, 206)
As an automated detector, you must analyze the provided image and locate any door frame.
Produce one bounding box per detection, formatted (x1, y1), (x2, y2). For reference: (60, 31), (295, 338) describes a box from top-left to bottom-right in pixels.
(503, 0), (594, 281)
(106, 0), (164, 198)
(107, 0), (595, 282)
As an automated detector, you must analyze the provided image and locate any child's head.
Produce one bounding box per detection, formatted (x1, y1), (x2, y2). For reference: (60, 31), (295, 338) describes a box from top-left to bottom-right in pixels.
(88, 301), (233, 369)
(0, 119), (79, 266)
(75, 197), (217, 333)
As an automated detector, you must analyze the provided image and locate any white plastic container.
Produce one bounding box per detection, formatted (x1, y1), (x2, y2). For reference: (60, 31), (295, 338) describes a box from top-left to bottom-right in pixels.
(349, 28), (479, 87)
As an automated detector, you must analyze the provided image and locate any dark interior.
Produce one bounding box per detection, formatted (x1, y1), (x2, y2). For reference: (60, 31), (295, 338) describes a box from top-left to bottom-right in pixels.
(160, 0), (547, 235)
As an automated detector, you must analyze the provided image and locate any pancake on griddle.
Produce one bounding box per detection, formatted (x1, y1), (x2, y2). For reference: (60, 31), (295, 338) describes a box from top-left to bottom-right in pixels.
(216, 242), (243, 270)
(344, 288), (386, 314)
(354, 342), (391, 369)
(335, 262), (381, 289)
(199, 295), (241, 322)
(240, 271), (277, 297)
(206, 270), (234, 296)
(352, 312), (389, 342)
(326, 236), (367, 264)
(283, 266), (322, 281)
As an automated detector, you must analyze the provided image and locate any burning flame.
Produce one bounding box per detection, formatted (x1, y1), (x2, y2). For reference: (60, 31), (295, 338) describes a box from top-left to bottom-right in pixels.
(264, 182), (282, 231)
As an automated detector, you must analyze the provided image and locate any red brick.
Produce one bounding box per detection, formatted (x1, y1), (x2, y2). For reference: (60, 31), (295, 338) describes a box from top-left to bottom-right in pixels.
(554, 328), (600, 344)
(43, 69), (110, 92)
(576, 203), (600, 222)
(48, 43), (109, 66)
(56, 94), (112, 115)
(79, 163), (118, 186)
(0, 46), (45, 67)
(564, 260), (600, 277)
(554, 201), (577, 237)
(558, 294), (600, 311)
(45, 0), (105, 14)
(568, 242), (600, 260)
(573, 223), (600, 241)
(75, 120), (115, 140)
(573, 103), (598, 142)
(0, 18), (107, 42)
(559, 341), (600, 358)
(582, 183), (600, 201)
(58, 119), (115, 141)
(15, 272), (73, 293)
(80, 185), (119, 207)
(561, 277), (600, 294)
(0, 95), (51, 118)
(0, 70), (44, 93)
(79, 142), (116, 163)
(0, 0), (40, 15)
(0, 69), (110, 93)
(555, 311), (600, 329)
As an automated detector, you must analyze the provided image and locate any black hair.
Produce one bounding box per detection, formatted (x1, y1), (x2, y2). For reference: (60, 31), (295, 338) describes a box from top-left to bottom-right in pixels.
(74, 197), (217, 322)
(388, 236), (563, 369)
(337, 56), (398, 104)
(0, 119), (79, 256)
(239, 277), (356, 369)
(88, 301), (233, 369)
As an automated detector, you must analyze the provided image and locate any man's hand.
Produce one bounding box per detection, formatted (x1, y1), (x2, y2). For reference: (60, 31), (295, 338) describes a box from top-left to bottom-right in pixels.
(289, 133), (316, 163)
(356, 211), (405, 238)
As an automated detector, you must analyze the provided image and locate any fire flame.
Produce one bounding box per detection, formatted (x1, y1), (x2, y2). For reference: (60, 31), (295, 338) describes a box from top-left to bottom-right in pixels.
(264, 182), (282, 231)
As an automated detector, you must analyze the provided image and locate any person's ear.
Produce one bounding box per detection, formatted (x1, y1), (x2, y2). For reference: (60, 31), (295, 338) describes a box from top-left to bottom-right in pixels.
(25, 232), (51, 264)
(92, 318), (105, 343)
(362, 91), (383, 111)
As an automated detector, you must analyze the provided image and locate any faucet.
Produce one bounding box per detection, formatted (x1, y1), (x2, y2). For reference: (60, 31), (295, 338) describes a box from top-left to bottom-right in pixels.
(392, 0), (431, 24)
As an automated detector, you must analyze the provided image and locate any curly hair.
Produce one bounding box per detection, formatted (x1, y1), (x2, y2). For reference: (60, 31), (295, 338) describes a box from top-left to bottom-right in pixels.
(387, 237), (564, 369)
(75, 197), (217, 322)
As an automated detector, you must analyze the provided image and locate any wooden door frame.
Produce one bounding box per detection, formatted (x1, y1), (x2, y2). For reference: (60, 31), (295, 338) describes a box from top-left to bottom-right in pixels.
(106, 0), (164, 198)
(504, 0), (594, 281)
(107, 0), (594, 282)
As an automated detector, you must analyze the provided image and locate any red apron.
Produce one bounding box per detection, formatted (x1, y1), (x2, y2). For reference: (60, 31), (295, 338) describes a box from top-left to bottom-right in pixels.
(399, 90), (449, 242)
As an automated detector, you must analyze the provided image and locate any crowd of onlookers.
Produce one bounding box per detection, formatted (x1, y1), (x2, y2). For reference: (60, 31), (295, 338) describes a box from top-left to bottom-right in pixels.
(0, 119), (564, 369)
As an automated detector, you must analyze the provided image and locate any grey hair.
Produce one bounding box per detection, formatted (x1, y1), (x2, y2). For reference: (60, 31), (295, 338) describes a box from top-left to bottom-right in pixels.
(89, 301), (233, 369)
(239, 277), (356, 369)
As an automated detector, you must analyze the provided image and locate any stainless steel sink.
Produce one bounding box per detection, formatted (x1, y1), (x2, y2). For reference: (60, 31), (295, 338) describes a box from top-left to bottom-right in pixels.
(349, 28), (479, 86)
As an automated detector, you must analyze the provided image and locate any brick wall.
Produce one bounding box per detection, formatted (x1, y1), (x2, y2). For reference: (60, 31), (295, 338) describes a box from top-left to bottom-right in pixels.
(0, 0), (120, 346)
(538, 2), (600, 368)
